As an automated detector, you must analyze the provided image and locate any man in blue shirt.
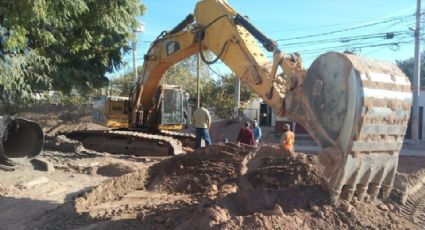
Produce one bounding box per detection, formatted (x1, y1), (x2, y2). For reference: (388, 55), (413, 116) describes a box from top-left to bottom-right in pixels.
(252, 120), (262, 147)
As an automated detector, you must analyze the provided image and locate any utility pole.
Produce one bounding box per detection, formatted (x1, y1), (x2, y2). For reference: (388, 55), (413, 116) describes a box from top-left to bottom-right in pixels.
(197, 53), (201, 108)
(234, 78), (241, 117)
(133, 23), (145, 82)
(412, 0), (421, 141)
(132, 41), (137, 81)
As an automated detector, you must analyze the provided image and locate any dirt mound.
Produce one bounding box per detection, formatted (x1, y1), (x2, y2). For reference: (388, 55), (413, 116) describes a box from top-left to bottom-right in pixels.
(46, 121), (106, 137)
(75, 169), (147, 212)
(243, 145), (322, 190)
(146, 143), (256, 194)
(25, 143), (420, 229)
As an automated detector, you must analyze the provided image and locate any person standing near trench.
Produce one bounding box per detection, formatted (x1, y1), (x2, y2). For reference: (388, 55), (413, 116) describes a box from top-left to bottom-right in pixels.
(191, 102), (212, 148)
(282, 124), (295, 152)
(237, 122), (255, 146)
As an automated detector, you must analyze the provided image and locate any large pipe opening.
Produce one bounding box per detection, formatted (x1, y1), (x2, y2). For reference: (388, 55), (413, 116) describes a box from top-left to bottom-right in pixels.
(2, 118), (44, 158)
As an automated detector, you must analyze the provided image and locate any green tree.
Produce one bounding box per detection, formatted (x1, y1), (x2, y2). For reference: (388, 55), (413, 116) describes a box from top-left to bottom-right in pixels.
(0, 0), (146, 113)
(163, 56), (210, 103)
(110, 67), (145, 97)
(202, 73), (256, 118)
(0, 52), (52, 114)
(396, 52), (425, 86)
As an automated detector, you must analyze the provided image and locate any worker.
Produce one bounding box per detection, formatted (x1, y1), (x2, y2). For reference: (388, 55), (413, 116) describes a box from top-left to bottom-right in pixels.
(237, 122), (255, 145)
(252, 120), (262, 147)
(282, 124), (295, 151)
(191, 102), (212, 148)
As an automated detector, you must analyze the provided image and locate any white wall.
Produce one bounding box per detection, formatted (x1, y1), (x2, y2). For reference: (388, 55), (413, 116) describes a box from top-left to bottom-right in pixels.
(243, 98), (261, 121)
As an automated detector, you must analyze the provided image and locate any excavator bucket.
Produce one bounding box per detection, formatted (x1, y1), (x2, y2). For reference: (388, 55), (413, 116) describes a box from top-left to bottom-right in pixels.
(0, 117), (44, 162)
(295, 52), (411, 204)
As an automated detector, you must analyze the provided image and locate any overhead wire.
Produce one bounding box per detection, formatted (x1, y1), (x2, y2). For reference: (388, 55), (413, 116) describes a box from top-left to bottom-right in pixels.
(274, 13), (417, 42)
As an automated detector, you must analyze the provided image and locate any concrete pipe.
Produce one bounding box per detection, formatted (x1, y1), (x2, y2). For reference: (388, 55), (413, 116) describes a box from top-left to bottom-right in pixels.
(0, 116), (44, 161)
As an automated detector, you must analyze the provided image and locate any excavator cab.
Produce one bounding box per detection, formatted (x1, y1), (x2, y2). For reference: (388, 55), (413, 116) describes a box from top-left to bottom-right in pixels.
(158, 86), (190, 130)
(93, 85), (190, 131)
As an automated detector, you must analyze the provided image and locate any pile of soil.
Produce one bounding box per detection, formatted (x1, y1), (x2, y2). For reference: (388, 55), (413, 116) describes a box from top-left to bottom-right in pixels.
(243, 146), (322, 190)
(146, 143), (256, 194)
(26, 143), (421, 229)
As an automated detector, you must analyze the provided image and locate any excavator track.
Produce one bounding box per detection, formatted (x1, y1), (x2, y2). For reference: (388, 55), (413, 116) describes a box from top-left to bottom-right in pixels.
(159, 130), (196, 149)
(401, 187), (425, 226)
(65, 130), (188, 156)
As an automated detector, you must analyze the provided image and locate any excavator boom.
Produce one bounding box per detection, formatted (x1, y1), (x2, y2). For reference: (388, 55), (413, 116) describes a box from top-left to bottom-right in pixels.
(129, 0), (412, 203)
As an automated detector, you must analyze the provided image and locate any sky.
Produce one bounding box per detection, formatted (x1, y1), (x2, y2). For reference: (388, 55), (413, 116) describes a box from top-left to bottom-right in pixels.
(113, 0), (422, 79)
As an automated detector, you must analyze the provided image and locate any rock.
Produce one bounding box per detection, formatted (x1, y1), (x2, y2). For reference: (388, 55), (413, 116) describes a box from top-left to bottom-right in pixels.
(340, 201), (353, 213)
(351, 197), (359, 207)
(207, 184), (218, 196)
(262, 204), (285, 216)
(220, 183), (238, 195)
(309, 201), (320, 212)
(141, 157), (151, 163)
(377, 203), (389, 212)
(386, 203), (395, 212)
(206, 205), (230, 225)
(30, 158), (55, 172)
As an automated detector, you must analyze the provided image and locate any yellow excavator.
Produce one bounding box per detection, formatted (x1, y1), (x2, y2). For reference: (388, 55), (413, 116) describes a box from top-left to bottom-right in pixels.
(72, 0), (411, 204)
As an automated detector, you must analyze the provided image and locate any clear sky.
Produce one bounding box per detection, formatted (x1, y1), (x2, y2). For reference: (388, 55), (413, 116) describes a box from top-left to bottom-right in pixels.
(114, 0), (422, 78)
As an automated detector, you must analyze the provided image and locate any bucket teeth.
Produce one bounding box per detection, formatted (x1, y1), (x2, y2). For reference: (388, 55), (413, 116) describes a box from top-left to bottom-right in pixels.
(356, 184), (368, 202)
(319, 147), (400, 203)
(369, 183), (381, 202)
(382, 184), (392, 199)
(341, 186), (355, 203)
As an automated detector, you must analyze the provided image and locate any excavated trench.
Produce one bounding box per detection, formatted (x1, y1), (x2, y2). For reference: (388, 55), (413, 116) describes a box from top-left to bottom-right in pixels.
(64, 130), (177, 156)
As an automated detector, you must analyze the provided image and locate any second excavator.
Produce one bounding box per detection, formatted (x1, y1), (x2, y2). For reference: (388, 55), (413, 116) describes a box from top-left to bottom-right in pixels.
(76, 0), (411, 204)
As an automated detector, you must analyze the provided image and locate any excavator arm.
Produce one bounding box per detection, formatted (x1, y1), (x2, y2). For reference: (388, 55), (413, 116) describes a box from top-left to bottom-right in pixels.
(130, 0), (412, 204)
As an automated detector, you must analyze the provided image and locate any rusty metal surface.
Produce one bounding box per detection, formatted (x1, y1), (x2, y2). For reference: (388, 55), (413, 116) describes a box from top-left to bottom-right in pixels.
(286, 52), (412, 204)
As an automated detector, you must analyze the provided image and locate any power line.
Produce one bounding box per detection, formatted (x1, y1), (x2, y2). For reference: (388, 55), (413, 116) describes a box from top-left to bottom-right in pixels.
(265, 12), (418, 34)
(278, 31), (411, 47)
(275, 14), (416, 42)
(294, 40), (413, 55)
